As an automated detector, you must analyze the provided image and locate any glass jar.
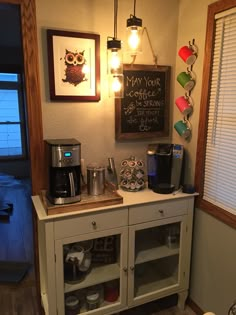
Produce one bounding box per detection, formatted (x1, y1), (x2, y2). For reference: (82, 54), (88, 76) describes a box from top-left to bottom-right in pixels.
(65, 295), (80, 315)
(86, 290), (100, 310)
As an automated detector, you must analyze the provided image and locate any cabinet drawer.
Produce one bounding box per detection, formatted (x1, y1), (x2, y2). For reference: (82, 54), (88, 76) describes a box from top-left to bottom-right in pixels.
(129, 199), (187, 225)
(54, 207), (128, 239)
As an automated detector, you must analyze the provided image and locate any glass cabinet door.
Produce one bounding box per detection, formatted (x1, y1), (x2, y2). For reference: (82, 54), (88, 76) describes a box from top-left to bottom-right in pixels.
(128, 216), (186, 306)
(55, 227), (128, 315)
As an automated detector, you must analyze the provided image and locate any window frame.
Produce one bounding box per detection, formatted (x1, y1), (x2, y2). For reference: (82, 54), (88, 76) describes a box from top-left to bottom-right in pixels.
(0, 71), (28, 160)
(195, 0), (236, 228)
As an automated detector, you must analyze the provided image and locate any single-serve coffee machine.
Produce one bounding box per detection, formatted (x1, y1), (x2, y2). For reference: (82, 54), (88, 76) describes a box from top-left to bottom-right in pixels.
(147, 143), (184, 194)
(45, 138), (81, 205)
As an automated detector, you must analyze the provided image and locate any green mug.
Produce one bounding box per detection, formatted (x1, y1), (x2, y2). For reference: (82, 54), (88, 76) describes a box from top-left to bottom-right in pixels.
(177, 72), (195, 91)
(174, 120), (191, 139)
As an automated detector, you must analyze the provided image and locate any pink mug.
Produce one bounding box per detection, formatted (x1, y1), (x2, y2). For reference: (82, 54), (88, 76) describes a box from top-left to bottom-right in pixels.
(178, 45), (196, 65)
(175, 96), (193, 116)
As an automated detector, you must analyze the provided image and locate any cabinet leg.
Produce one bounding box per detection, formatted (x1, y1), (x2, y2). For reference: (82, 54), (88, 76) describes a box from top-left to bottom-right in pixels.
(177, 290), (188, 311)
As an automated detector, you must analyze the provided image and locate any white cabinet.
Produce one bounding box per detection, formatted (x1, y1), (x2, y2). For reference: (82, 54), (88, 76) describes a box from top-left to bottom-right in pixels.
(127, 199), (193, 310)
(33, 192), (194, 315)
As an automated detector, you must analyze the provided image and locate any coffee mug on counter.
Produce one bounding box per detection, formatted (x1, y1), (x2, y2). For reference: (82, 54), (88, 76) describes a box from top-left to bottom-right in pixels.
(178, 45), (197, 65)
(175, 95), (193, 116)
(174, 119), (191, 139)
(177, 71), (195, 91)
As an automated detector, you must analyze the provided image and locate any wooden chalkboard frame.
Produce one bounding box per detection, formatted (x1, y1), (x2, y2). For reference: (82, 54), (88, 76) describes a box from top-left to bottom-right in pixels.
(115, 64), (171, 140)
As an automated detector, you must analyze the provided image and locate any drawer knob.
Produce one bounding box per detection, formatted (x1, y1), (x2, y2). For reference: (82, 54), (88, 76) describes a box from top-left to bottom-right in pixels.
(158, 209), (164, 215)
(91, 221), (97, 227)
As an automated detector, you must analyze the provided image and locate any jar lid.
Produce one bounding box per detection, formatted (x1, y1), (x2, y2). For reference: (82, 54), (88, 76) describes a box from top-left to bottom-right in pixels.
(87, 163), (105, 171)
(65, 295), (79, 308)
(86, 291), (99, 302)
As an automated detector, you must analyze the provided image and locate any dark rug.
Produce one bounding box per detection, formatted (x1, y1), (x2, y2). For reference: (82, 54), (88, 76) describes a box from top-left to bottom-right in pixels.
(0, 261), (31, 283)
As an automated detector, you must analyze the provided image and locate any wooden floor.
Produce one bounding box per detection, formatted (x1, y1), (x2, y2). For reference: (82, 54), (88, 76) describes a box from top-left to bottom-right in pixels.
(0, 178), (33, 263)
(120, 297), (197, 315)
(0, 178), (41, 315)
(0, 275), (41, 315)
(0, 178), (196, 315)
(121, 305), (196, 315)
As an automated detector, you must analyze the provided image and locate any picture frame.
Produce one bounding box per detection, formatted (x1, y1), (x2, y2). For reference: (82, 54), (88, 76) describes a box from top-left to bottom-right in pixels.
(115, 64), (171, 140)
(47, 29), (100, 102)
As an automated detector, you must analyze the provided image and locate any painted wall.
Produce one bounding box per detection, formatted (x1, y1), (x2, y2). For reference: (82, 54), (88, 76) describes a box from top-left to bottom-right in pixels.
(36, 0), (179, 173)
(176, 1), (236, 314)
(35, 0), (236, 314)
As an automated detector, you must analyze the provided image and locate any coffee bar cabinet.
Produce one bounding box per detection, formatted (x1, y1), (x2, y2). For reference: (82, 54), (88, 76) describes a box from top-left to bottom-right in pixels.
(32, 190), (195, 315)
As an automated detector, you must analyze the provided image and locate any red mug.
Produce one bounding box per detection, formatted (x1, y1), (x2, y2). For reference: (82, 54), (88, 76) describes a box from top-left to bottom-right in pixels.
(175, 96), (193, 116)
(178, 45), (196, 65)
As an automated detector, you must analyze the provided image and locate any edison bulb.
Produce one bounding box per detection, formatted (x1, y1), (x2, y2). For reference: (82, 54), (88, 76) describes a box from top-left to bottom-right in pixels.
(128, 28), (140, 51)
(110, 50), (121, 71)
(112, 76), (122, 92)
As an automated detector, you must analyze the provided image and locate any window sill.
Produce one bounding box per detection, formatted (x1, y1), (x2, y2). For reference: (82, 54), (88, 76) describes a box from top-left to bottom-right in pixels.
(196, 197), (236, 229)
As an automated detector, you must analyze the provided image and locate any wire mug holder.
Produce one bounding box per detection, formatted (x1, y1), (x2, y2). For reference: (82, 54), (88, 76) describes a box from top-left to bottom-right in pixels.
(175, 38), (197, 141)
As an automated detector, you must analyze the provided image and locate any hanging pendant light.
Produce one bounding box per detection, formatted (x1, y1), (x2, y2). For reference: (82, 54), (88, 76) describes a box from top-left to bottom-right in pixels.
(126, 0), (142, 55)
(107, 0), (124, 98)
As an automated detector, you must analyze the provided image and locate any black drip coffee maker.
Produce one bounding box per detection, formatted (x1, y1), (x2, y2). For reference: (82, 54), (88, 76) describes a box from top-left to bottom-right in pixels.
(45, 138), (81, 205)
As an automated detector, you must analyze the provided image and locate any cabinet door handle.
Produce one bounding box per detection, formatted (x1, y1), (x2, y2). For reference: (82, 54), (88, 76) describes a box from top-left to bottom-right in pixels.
(130, 266), (135, 271)
(91, 221), (97, 228)
(123, 267), (128, 272)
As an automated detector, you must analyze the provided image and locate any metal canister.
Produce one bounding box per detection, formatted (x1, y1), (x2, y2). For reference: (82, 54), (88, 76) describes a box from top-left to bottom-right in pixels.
(87, 164), (105, 195)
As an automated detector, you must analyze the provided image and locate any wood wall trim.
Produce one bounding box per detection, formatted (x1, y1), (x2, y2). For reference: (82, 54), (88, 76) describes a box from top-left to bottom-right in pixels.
(0, 0), (45, 195)
(197, 199), (236, 229)
(194, 0), (236, 229)
(187, 297), (204, 315)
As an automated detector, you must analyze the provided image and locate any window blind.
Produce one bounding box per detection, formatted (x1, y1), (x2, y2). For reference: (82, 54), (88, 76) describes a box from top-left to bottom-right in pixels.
(203, 10), (236, 215)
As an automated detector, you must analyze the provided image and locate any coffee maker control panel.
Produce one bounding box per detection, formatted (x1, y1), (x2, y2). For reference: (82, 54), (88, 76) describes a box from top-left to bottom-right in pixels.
(51, 145), (81, 167)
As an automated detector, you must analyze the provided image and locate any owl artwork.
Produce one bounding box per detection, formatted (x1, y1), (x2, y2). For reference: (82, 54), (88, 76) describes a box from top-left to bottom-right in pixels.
(62, 49), (87, 86)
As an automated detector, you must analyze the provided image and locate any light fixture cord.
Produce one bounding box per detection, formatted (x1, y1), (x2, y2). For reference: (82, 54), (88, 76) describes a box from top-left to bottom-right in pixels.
(142, 27), (158, 66)
(114, 0), (118, 39)
(133, 0), (136, 16)
(131, 27), (158, 66)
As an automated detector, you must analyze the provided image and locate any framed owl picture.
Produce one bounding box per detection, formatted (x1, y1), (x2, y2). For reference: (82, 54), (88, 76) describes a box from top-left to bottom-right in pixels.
(47, 29), (100, 101)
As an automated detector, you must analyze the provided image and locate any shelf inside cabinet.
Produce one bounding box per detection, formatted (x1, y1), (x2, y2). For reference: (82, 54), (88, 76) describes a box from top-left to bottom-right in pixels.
(135, 273), (178, 297)
(135, 244), (179, 265)
(134, 256), (179, 297)
(64, 263), (120, 293)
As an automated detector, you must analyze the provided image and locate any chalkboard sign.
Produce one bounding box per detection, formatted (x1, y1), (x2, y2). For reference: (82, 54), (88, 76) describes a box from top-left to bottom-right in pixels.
(115, 64), (171, 140)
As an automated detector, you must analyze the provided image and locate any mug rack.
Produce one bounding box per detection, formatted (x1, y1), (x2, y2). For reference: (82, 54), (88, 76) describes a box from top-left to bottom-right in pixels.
(174, 39), (198, 140)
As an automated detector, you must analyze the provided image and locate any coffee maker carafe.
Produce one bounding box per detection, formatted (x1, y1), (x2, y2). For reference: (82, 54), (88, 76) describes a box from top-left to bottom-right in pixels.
(45, 139), (81, 205)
